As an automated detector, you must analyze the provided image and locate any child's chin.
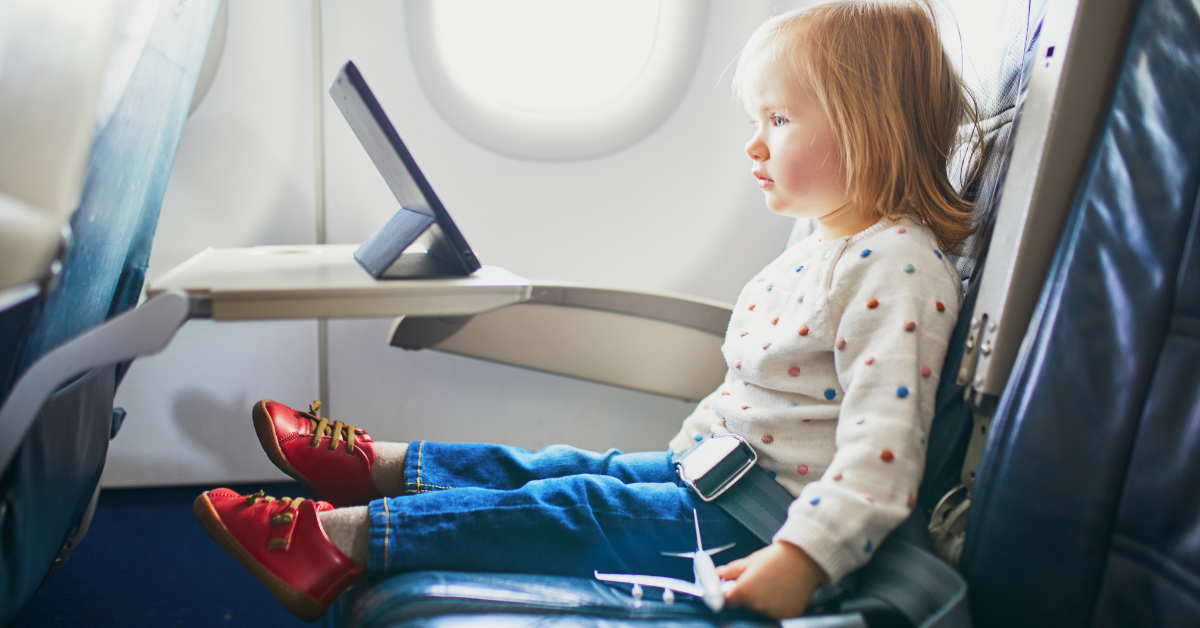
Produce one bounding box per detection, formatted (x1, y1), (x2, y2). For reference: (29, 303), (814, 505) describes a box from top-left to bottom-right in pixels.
(766, 204), (809, 220)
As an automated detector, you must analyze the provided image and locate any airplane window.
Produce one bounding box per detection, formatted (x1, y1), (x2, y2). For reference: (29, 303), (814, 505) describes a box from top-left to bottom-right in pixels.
(406, 0), (708, 161)
(432, 0), (659, 115)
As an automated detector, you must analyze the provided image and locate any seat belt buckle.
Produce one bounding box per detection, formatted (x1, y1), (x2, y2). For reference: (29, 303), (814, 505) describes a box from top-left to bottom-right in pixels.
(675, 434), (758, 502)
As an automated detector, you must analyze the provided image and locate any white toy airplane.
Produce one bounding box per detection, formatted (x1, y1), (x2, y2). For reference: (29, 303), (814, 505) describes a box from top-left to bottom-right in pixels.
(594, 510), (736, 612)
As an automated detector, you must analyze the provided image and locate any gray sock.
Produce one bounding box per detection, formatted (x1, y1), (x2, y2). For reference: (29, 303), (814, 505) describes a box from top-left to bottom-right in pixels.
(370, 441), (409, 497)
(317, 506), (369, 565)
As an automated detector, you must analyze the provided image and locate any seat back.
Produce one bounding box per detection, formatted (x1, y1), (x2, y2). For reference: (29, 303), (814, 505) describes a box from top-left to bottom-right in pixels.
(784, 0), (1049, 508)
(0, 2), (223, 623)
(961, 0), (1200, 625)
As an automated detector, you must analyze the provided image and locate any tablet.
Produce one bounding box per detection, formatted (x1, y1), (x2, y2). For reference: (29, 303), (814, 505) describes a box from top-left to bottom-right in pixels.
(329, 60), (481, 279)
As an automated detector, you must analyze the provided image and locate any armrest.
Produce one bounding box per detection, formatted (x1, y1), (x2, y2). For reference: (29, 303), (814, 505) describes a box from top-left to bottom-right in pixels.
(389, 283), (732, 402)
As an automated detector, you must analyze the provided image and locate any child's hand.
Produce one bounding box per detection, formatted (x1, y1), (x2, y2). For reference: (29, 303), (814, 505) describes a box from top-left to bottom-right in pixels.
(717, 541), (827, 619)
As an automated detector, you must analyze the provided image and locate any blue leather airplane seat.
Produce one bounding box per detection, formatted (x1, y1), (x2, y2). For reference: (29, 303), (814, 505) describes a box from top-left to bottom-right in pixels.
(0, 3), (223, 624)
(334, 2), (1047, 627)
(960, 0), (1200, 625)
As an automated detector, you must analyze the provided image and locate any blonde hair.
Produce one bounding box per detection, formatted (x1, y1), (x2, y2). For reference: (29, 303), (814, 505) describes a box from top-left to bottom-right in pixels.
(734, 0), (979, 253)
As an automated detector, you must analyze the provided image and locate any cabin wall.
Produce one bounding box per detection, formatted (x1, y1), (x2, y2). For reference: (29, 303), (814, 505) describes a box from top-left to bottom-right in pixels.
(103, 0), (810, 488)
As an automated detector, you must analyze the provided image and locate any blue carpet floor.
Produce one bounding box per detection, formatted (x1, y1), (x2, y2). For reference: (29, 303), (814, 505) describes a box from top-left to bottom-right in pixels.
(12, 481), (331, 627)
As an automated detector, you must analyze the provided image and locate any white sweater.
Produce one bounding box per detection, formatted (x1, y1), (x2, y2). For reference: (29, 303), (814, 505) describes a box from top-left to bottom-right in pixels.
(668, 216), (961, 583)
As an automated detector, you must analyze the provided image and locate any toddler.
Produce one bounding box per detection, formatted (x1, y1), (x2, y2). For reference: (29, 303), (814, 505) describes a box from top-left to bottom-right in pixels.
(194, 0), (976, 621)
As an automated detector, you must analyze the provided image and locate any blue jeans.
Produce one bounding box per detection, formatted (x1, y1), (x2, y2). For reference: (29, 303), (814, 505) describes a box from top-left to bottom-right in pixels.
(366, 442), (765, 581)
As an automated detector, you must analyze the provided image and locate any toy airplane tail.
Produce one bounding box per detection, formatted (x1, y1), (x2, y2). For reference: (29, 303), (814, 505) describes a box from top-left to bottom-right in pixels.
(660, 543), (735, 559)
(661, 509), (735, 558)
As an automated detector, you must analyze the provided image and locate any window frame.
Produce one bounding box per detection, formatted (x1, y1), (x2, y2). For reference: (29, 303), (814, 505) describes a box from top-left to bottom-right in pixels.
(405, 0), (710, 161)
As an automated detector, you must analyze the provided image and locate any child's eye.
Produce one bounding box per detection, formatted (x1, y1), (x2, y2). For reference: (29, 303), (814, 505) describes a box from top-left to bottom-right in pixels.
(771, 115), (788, 127)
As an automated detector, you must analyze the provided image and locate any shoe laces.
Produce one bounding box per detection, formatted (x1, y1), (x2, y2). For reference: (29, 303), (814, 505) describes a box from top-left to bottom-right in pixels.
(243, 490), (305, 519)
(242, 491), (308, 550)
(304, 400), (357, 455)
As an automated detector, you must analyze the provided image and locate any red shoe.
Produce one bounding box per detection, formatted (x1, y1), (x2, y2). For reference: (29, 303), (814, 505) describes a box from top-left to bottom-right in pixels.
(253, 400), (382, 507)
(194, 488), (366, 621)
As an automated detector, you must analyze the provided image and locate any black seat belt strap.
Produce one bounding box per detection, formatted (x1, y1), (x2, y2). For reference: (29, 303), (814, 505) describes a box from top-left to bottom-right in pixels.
(712, 465), (794, 544)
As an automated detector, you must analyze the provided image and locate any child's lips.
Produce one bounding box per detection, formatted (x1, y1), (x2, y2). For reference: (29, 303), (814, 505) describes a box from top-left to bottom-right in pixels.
(753, 171), (773, 189)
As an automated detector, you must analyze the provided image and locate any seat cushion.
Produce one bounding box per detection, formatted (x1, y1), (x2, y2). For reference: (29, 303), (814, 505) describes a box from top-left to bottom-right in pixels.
(335, 572), (777, 628)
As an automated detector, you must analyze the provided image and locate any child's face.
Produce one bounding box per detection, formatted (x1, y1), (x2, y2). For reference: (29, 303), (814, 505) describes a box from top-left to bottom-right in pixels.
(742, 53), (851, 221)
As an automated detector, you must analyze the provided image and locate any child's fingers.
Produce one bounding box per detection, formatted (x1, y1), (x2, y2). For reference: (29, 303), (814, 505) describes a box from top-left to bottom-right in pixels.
(716, 558), (749, 580)
(723, 580), (749, 607)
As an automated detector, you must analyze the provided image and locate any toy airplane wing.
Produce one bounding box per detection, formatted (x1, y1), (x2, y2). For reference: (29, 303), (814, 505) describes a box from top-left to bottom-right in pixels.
(593, 571), (705, 597)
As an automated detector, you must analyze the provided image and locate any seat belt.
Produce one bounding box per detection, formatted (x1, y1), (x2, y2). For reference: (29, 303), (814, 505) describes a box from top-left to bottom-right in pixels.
(712, 464), (795, 545)
(673, 441), (970, 628)
(671, 437), (792, 544)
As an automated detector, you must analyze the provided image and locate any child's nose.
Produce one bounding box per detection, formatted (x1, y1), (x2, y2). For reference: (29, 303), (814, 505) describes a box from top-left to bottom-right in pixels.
(745, 135), (768, 161)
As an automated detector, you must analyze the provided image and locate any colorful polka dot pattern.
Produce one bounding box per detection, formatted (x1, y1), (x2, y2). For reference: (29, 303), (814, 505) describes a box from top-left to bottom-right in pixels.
(693, 219), (957, 584)
(728, 227), (947, 425)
